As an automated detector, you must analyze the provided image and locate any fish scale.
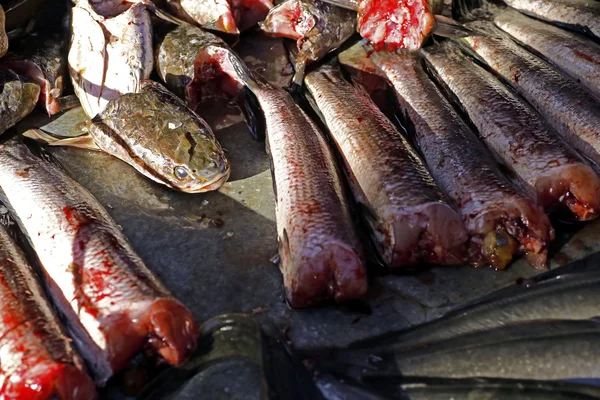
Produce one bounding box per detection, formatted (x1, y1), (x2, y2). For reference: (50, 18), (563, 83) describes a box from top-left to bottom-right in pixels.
(0, 142), (198, 385)
(305, 65), (468, 267)
(423, 41), (600, 220)
(367, 49), (554, 269)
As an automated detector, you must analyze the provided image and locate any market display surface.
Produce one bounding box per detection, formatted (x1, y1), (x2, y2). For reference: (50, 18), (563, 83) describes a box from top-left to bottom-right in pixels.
(1, 0), (600, 398)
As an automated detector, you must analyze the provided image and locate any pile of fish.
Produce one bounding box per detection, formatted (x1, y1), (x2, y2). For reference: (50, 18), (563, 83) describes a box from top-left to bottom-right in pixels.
(0, 0), (599, 396)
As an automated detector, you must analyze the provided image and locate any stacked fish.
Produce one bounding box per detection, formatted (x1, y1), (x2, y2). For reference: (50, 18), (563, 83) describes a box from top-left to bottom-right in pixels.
(308, 253), (600, 398)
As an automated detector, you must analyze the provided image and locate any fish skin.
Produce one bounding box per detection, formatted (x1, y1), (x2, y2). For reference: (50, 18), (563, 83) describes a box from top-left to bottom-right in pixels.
(349, 271), (600, 352)
(366, 49), (554, 269)
(194, 51), (367, 307)
(0, 141), (198, 384)
(155, 24), (229, 108)
(460, 21), (600, 166)
(69, 0), (153, 118)
(341, 320), (600, 381)
(0, 68), (40, 135)
(503, 0), (600, 40)
(304, 64), (468, 267)
(1, 32), (67, 115)
(87, 80), (230, 193)
(493, 8), (600, 99)
(260, 0), (356, 84)
(0, 5), (7, 58)
(422, 41), (600, 221)
(0, 221), (97, 400)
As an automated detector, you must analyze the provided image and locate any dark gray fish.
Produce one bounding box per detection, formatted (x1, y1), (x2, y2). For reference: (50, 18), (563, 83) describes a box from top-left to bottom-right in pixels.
(422, 40), (600, 221)
(25, 80), (230, 193)
(1, 31), (67, 115)
(329, 319), (600, 381)
(192, 46), (367, 308)
(361, 48), (554, 270)
(503, 0), (600, 40)
(348, 270), (600, 352)
(493, 8), (600, 99)
(304, 64), (468, 267)
(139, 314), (323, 400)
(260, 0), (356, 85)
(458, 21), (600, 166)
(0, 68), (39, 135)
(0, 141), (199, 384)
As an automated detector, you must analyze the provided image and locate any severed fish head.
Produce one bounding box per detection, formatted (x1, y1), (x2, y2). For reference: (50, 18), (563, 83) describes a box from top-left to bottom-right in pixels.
(88, 81), (230, 192)
(231, 0), (274, 31)
(0, 68), (40, 135)
(260, 0), (356, 83)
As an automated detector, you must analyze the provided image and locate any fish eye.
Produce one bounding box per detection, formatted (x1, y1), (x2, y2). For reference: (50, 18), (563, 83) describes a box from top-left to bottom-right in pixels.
(174, 166), (189, 180)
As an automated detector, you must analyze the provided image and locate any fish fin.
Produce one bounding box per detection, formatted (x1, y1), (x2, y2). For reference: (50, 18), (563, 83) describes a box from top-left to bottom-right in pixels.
(138, 0), (191, 26)
(23, 129), (100, 151)
(433, 14), (481, 38)
(237, 87), (266, 141)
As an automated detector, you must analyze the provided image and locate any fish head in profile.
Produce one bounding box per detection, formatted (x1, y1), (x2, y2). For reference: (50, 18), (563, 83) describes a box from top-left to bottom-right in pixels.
(259, 0), (317, 43)
(89, 81), (230, 193)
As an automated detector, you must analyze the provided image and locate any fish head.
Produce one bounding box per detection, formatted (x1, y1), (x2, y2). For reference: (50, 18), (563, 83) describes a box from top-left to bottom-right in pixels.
(259, 0), (316, 43)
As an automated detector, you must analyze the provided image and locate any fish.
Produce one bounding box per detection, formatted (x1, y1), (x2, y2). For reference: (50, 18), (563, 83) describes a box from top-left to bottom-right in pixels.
(25, 80), (230, 193)
(0, 219), (97, 400)
(316, 374), (600, 400)
(0, 141), (199, 384)
(69, 0), (153, 118)
(348, 268), (600, 352)
(155, 24), (229, 109)
(493, 8), (600, 100)
(327, 319), (600, 381)
(304, 64), (468, 267)
(260, 0), (357, 85)
(310, 0), (476, 52)
(502, 0), (600, 40)
(165, 0), (273, 35)
(139, 314), (323, 400)
(458, 21), (600, 166)
(0, 5), (7, 58)
(1, 32), (67, 115)
(422, 41), (600, 221)
(358, 48), (554, 270)
(0, 68), (40, 135)
(193, 47), (368, 308)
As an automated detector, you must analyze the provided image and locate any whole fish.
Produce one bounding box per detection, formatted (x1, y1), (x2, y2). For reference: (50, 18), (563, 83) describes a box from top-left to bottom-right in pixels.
(25, 80), (230, 193)
(69, 0), (153, 118)
(1, 32), (67, 115)
(0, 5), (7, 58)
(0, 221), (97, 400)
(493, 8), (600, 99)
(304, 64), (468, 267)
(155, 24), (228, 109)
(349, 270), (600, 351)
(166, 0), (273, 34)
(0, 141), (198, 384)
(422, 41), (600, 221)
(329, 319), (600, 381)
(459, 21), (600, 166)
(502, 0), (600, 40)
(361, 49), (554, 269)
(0, 69), (40, 135)
(194, 49), (367, 307)
(260, 0), (356, 85)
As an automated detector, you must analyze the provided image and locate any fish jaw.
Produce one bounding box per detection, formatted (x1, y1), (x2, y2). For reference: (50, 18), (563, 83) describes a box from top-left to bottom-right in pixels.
(357, 0), (435, 51)
(536, 163), (600, 221)
(259, 0), (312, 41)
(283, 241), (367, 308)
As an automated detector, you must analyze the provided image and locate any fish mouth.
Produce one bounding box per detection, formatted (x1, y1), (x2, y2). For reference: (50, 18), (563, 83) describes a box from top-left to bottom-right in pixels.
(178, 168), (231, 193)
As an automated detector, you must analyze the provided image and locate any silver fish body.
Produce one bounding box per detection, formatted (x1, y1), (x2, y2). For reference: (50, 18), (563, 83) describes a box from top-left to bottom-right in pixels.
(304, 64), (468, 267)
(460, 21), (600, 167)
(494, 8), (600, 99)
(423, 41), (600, 221)
(0, 142), (198, 384)
(366, 49), (554, 270)
(69, 0), (153, 118)
(503, 0), (600, 40)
